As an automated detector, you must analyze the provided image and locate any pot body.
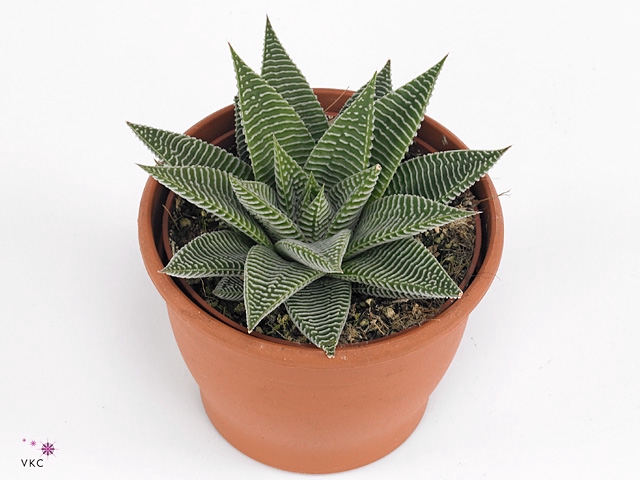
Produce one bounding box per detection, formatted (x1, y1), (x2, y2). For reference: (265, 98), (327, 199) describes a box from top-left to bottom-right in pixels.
(138, 89), (504, 473)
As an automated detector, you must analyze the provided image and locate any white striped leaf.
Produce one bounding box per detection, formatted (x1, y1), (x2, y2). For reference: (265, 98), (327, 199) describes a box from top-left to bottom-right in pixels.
(233, 96), (251, 165)
(140, 165), (271, 246)
(244, 245), (325, 332)
(335, 238), (462, 299)
(231, 45), (315, 187)
(275, 230), (351, 273)
(273, 137), (310, 221)
(162, 231), (252, 278)
(339, 60), (392, 114)
(386, 148), (510, 203)
(369, 56), (446, 200)
(297, 185), (332, 241)
(128, 123), (252, 179)
(228, 177), (303, 242)
(261, 18), (329, 142)
(327, 164), (381, 234)
(346, 194), (476, 258)
(285, 277), (351, 357)
(213, 276), (244, 301)
(304, 73), (376, 188)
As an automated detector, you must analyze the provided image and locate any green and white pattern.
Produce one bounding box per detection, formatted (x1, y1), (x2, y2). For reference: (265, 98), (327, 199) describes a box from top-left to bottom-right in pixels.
(131, 19), (508, 356)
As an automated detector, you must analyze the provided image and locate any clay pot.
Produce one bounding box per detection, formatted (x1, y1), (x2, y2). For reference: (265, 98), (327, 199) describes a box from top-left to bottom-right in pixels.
(138, 89), (504, 473)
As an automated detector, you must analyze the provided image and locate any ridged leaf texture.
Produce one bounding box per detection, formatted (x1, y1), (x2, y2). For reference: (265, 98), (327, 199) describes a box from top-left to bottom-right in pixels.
(275, 230), (351, 273)
(346, 194), (476, 258)
(286, 277), (351, 357)
(231, 46), (315, 187)
(369, 56), (446, 200)
(261, 18), (329, 142)
(386, 148), (510, 203)
(336, 238), (462, 298)
(273, 137), (310, 221)
(297, 185), (332, 241)
(140, 165), (271, 246)
(233, 96), (251, 165)
(162, 231), (253, 278)
(128, 122), (252, 179)
(340, 60), (392, 113)
(244, 245), (324, 331)
(213, 276), (244, 301)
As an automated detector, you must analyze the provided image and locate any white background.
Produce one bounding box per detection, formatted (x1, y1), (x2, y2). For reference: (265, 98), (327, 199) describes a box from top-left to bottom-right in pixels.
(1, 0), (638, 478)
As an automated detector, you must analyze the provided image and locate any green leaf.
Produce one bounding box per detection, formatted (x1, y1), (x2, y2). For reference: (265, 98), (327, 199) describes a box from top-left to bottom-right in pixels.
(273, 137), (310, 221)
(233, 96), (251, 166)
(386, 148), (510, 203)
(297, 185), (332, 241)
(346, 194), (475, 258)
(261, 18), (329, 142)
(339, 60), (392, 114)
(327, 164), (381, 234)
(275, 230), (351, 273)
(213, 276), (244, 301)
(127, 122), (252, 179)
(286, 277), (351, 357)
(161, 230), (253, 278)
(228, 177), (303, 241)
(244, 245), (324, 332)
(305, 73), (376, 188)
(335, 238), (461, 298)
(140, 165), (271, 246)
(231, 45), (315, 187)
(369, 56), (446, 200)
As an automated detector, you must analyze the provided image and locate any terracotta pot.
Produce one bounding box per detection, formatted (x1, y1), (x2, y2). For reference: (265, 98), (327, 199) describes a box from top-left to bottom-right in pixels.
(138, 89), (504, 473)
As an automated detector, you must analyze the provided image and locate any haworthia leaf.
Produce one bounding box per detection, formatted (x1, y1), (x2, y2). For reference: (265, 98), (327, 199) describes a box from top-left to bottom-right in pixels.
(304, 73), (376, 188)
(261, 18), (329, 142)
(286, 277), (351, 357)
(299, 172), (322, 213)
(229, 177), (303, 242)
(213, 275), (244, 301)
(128, 123), (253, 179)
(386, 148), (510, 203)
(275, 230), (351, 273)
(273, 137), (310, 221)
(231, 45), (315, 187)
(327, 164), (381, 234)
(335, 238), (461, 299)
(140, 165), (271, 246)
(345, 194), (475, 258)
(369, 56), (446, 200)
(297, 185), (332, 241)
(338, 60), (392, 114)
(233, 96), (251, 166)
(244, 245), (324, 331)
(161, 230), (253, 278)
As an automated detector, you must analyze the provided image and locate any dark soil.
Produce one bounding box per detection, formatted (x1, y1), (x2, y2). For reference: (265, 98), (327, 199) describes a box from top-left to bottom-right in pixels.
(165, 186), (479, 346)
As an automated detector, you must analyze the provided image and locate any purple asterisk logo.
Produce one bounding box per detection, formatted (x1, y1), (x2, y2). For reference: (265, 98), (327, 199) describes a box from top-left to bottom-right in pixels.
(40, 441), (56, 457)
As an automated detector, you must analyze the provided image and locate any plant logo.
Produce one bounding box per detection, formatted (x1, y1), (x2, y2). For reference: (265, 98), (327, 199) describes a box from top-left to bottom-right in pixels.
(20, 437), (57, 468)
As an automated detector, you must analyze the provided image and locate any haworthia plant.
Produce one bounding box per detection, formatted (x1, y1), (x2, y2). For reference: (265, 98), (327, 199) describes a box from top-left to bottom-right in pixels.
(131, 19), (508, 357)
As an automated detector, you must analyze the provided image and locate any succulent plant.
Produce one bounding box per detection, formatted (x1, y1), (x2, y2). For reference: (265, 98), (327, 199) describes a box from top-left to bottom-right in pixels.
(130, 19), (507, 357)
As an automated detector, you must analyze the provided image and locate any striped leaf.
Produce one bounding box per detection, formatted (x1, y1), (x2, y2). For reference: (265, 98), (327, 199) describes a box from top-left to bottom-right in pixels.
(339, 60), (392, 114)
(140, 165), (271, 246)
(162, 231), (252, 278)
(275, 230), (351, 273)
(273, 137), (310, 220)
(369, 56), (446, 200)
(304, 73), (376, 188)
(213, 276), (244, 301)
(233, 96), (251, 165)
(229, 177), (303, 241)
(286, 277), (351, 357)
(327, 164), (381, 234)
(127, 123), (252, 179)
(386, 148), (510, 203)
(335, 238), (461, 299)
(297, 185), (332, 241)
(346, 194), (476, 258)
(261, 18), (329, 142)
(231, 45), (315, 187)
(244, 245), (324, 332)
